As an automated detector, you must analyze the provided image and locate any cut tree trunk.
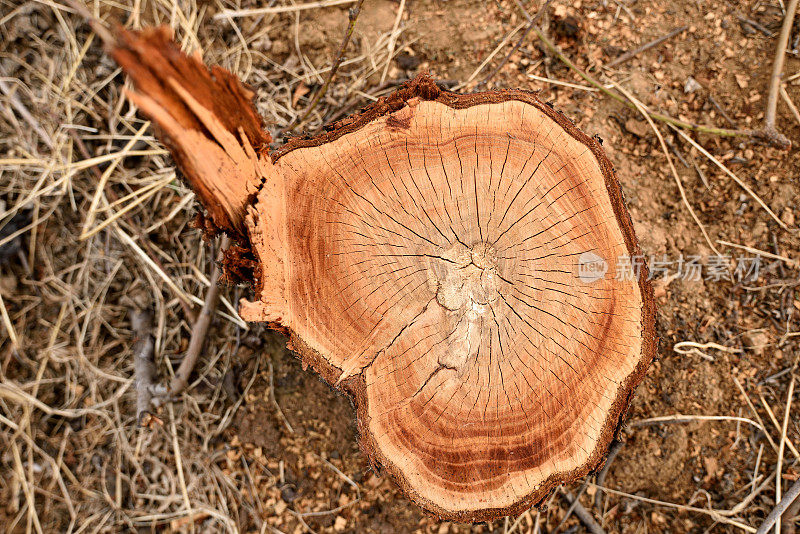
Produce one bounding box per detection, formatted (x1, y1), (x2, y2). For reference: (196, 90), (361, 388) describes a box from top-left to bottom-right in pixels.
(111, 27), (656, 521)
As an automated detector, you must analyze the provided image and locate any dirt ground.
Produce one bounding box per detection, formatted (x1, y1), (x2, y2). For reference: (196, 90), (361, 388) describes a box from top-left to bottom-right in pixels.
(1, 0), (799, 532)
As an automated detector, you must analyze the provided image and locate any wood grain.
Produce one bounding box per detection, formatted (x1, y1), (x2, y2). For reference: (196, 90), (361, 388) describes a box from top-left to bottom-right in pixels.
(112, 29), (656, 521)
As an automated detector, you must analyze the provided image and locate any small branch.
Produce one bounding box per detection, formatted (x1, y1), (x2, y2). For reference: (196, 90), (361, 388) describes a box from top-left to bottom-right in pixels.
(757, 478), (800, 534)
(130, 306), (156, 424)
(477, 0), (552, 88)
(594, 440), (624, 509)
(554, 481), (590, 533)
(604, 26), (688, 68)
(737, 14), (774, 37)
(782, 489), (800, 534)
(561, 490), (606, 534)
(295, 0), (366, 128)
(764, 0), (799, 146)
(161, 236), (230, 398)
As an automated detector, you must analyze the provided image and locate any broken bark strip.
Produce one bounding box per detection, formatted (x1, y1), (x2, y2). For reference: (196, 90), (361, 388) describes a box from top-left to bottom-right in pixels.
(110, 28), (656, 522)
(110, 27), (274, 236)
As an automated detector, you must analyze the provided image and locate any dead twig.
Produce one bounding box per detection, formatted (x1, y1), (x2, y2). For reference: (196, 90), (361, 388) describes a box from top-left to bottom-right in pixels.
(737, 14), (774, 37)
(717, 240), (798, 268)
(758, 478), (800, 534)
(554, 481), (590, 533)
(154, 236), (230, 400)
(594, 440), (624, 509)
(671, 126), (792, 231)
(604, 26), (688, 68)
(477, 0), (551, 88)
(294, 0), (366, 129)
(531, 26), (749, 139)
(783, 492), (800, 534)
(592, 482), (758, 531)
(130, 306), (156, 424)
(561, 490), (606, 534)
(611, 79), (721, 255)
(763, 0), (799, 148)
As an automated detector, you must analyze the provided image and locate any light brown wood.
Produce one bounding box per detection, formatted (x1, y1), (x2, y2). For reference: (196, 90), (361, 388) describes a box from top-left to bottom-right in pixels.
(112, 28), (656, 521)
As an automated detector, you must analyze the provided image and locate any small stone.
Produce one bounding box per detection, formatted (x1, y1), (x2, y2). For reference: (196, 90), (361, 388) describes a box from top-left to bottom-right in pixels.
(624, 118), (649, 138)
(781, 207), (795, 227)
(743, 331), (769, 355)
(334, 516), (347, 531)
(651, 511), (667, 525)
(684, 76), (702, 94)
(396, 53), (420, 71)
(735, 74), (749, 88)
(281, 486), (297, 503)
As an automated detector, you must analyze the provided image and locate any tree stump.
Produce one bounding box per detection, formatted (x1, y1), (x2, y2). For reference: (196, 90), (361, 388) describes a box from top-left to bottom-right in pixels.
(112, 27), (656, 521)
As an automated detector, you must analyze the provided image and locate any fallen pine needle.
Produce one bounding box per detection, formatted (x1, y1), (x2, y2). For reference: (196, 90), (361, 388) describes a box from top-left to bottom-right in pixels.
(717, 240), (798, 268)
(589, 483), (757, 532)
(81, 122), (151, 238)
(780, 85), (800, 126)
(775, 375), (796, 534)
(456, 22), (527, 90)
(214, 0), (358, 19)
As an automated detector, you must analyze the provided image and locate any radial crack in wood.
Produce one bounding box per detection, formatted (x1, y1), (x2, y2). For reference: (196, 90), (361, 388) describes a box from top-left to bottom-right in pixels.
(111, 28), (657, 522)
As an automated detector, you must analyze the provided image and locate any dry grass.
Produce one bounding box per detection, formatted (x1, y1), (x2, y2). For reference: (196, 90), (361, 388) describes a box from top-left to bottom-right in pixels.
(0, 1), (409, 531)
(1, 0), (799, 533)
